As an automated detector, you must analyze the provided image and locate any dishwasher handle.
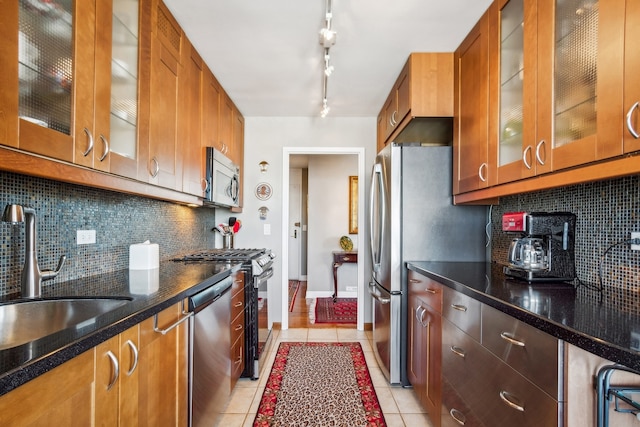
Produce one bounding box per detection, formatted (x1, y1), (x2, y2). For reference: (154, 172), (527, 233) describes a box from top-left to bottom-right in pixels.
(189, 275), (233, 312)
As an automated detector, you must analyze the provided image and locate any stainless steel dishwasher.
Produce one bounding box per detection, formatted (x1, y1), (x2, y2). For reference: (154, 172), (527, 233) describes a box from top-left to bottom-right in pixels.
(188, 275), (233, 427)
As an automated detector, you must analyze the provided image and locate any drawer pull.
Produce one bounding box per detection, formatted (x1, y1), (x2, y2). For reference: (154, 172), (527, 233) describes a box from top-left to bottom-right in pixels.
(425, 288), (437, 294)
(234, 324), (243, 331)
(234, 301), (243, 308)
(409, 279), (420, 284)
(626, 101), (640, 138)
(451, 304), (467, 312)
(500, 332), (525, 347)
(499, 390), (525, 412)
(449, 408), (466, 425)
(450, 345), (466, 358)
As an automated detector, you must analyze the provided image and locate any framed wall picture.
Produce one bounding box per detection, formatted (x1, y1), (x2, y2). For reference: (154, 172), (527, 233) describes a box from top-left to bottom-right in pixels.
(349, 176), (358, 234)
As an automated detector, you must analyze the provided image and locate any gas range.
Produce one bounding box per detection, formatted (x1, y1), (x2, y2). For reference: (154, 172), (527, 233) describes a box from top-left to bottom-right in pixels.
(175, 248), (275, 276)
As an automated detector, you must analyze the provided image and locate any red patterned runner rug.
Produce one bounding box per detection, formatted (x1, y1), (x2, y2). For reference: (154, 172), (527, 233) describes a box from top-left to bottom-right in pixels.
(254, 342), (386, 426)
(288, 280), (300, 312)
(315, 297), (357, 324)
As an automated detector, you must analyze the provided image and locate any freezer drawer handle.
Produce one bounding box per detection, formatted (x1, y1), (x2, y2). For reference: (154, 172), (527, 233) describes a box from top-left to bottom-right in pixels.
(451, 304), (467, 312)
(450, 346), (466, 359)
(500, 332), (526, 347)
(499, 390), (525, 412)
(449, 408), (466, 425)
(370, 289), (391, 304)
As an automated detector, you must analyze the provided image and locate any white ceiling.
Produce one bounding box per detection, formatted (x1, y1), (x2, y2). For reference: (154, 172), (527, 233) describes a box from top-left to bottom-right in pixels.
(163, 0), (492, 118)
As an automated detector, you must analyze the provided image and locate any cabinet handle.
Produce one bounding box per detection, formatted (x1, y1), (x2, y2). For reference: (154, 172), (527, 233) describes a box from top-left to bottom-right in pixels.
(449, 408), (466, 425)
(522, 145), (532, 169)
(82, 128), (94, 157)
(150, 157), (160, 178)
(535, 140), (546, 165)
(234, 324), (243, 331)
(235, 346), (243, 365)
(98, 134), (110, 162)
(451, 304), (467, 312)
(626, 101), (640, 138)
(125, 339), (139, 376)
(499, 390), (525, 412)
(408, 279), (420, 283)
(478, 163), (487, 182)
(500, 332), (525, 347)
(234, 301), (243, 308)
(390, 111), (397, 127)
(153, 311), (193, 335)
(106, 350), (119, 391)
(201, 178), (209, 193)
(425, 288), (437, 294)
(450, 345), (466, 358)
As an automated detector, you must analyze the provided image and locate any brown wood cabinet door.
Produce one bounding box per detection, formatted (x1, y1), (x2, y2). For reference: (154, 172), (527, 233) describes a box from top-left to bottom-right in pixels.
(541, 0), (626, 171)
(424, 304), (442, 427)
(408, 295), (426, 397)
(180, 41), (205, 197)
(0, 0), (98, 164)
(144, 1), (182, 190)
(139, 303), (184, 427)
(232, 107), (245, 210)
(0, 350), (94, 426)
(219, 92), (234, 158)
(454, 11), (491, 194)
(624, 0), (640, 154)
(202, 67), (221, 151)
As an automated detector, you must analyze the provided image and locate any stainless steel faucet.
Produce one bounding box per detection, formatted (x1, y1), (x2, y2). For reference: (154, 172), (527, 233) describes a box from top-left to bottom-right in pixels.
(2, 205), (66, 298)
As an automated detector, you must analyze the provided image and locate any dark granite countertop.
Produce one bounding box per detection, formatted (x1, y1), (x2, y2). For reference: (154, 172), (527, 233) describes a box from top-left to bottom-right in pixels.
(407, 261), (640, 371)
(0, 259), (241, 396)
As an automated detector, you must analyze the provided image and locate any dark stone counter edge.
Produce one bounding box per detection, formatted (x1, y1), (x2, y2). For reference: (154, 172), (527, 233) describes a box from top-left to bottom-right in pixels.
(407, 262), (640, 372)
(0, 263), (240, 396)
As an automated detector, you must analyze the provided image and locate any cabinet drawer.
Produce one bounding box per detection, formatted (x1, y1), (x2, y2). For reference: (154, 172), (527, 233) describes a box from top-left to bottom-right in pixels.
(481, 304), (560, 398)
(334, 252), (357, 263)
(231, 291), (244, 322)
(231, 272), (245, 298)
(231, 311), (244, 344)
(408, 271), (443, 312)
(442, 286), (481, 340)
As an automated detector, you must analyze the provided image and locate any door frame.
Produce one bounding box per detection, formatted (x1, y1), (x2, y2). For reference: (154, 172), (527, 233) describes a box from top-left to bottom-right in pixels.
(281, 147), (366, 331)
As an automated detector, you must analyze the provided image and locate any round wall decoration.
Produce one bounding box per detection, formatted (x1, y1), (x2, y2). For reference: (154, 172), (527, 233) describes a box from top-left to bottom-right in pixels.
(255, 182), (273, 200)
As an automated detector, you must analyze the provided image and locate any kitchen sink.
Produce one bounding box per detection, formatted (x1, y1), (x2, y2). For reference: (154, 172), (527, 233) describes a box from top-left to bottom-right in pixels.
(0, 297), (132, 350)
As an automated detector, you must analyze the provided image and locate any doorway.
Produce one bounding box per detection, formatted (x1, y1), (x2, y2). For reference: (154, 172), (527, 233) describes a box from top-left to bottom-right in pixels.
(281, 147), (366, 331)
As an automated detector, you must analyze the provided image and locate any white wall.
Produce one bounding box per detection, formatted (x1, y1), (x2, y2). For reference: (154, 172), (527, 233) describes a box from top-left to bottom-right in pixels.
(307, 154), (358, 296)
(229, 116), (376, 327)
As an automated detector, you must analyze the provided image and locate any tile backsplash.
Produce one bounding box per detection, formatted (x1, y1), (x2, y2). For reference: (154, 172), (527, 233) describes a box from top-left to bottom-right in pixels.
(491, 175), (640, 313)
(0, 172), (217, 296)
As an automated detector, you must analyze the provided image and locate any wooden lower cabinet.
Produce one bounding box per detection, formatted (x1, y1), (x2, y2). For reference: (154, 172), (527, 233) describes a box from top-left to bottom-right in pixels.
(408, 294), (442, 426)
(230, 271), (246, 390)
(94, 325), (141, 426)
(138, 302), (189, 427)
(0, 349), (95, 427)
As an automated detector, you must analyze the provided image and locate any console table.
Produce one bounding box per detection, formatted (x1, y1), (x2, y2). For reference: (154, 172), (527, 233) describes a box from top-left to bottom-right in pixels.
(332, 251), (358, 301)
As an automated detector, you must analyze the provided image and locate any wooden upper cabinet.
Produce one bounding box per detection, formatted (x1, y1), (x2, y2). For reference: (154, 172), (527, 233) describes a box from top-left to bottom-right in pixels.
(140, 0), (183, 190)
(231, 105), (244, 211)
(377, 52), (454, 151)
(624, 0), (640, 154)
(219, 91), (234, 157)
(491, 0), (552, 185)
(453, 11), (492, 195)
(0, 0), (98, 164)
(541, 0), (626, 171)
(180, 40), (205, 197)
(202, 66), (221, 153)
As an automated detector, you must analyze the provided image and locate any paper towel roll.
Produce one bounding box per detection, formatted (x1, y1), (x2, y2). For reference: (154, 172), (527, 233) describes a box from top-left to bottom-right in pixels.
(129, 240), (159, 270)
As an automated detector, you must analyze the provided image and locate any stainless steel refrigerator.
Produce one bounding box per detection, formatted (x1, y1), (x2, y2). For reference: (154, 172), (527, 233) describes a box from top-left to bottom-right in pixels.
(368, 142), (487, 385)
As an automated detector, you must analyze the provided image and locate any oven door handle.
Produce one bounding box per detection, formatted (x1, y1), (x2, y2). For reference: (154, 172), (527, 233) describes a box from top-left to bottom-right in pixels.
(254, 268), (274, 288)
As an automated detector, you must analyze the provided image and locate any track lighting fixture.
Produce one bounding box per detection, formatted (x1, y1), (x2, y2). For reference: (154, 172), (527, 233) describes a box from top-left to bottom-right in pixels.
(319, 0), (335, 117)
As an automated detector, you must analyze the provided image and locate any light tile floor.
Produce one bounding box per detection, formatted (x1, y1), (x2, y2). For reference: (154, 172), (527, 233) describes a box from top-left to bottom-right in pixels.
(218, 327), (435, 427)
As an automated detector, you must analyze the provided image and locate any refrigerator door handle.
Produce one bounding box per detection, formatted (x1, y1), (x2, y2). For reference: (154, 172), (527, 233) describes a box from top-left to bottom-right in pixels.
(369, 163), (384, 273)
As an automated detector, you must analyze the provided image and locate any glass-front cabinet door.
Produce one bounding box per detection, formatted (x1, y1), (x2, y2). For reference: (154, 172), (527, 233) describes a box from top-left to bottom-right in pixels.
(0, 0), (96, 163)
(108, 0), (140, 178)
(544, 0), (626, 171)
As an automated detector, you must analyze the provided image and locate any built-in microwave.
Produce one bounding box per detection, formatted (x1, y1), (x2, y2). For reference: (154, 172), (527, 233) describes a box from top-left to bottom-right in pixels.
(204, 147), (240, 208)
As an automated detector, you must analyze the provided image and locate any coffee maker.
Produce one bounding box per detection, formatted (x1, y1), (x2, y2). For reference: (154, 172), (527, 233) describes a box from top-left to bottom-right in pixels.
(502, 212), (577, 282)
